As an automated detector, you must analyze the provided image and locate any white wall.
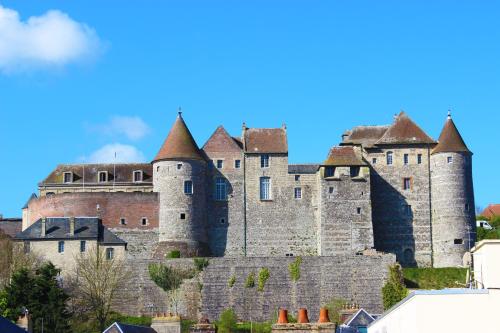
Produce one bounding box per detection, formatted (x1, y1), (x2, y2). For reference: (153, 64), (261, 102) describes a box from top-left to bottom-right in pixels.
(472, 241), (500, 289)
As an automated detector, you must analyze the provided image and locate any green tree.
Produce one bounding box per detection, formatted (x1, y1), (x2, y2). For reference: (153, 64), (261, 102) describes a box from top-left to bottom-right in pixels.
(382, 264), (408, 310)
(217, 309), (237, 333)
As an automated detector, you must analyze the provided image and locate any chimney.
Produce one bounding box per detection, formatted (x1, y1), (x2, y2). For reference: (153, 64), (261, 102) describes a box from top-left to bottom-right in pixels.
(297, 308), (309, 324)
(41, 218), (46, 237)
(277, 309), (288, 324)
(69, 217), (75, 236)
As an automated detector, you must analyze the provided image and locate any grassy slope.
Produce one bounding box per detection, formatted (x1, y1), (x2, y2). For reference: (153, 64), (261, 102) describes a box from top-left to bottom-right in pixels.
(403, 268), (468, 289)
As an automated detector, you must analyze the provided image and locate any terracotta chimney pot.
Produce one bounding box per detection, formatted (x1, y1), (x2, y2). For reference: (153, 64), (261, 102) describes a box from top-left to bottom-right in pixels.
(318, 308), (330, 323)
(297, 308), (309, 324)
(277, 309), (288, 324)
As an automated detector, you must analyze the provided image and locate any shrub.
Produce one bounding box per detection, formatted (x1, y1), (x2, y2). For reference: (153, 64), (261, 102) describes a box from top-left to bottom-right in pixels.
(323, 298), (348, 324)
(228, 275), (236, 288)
(148, 263), (195, 292)
(166, 250), (181, 259)
(382, 264), (408, 310)
(245, 271), (256, 288)
(257, 268), (270, 292)
(194, 258), (210, 272)
(288, 257), (302, 282)
(216, 309), (237, 333)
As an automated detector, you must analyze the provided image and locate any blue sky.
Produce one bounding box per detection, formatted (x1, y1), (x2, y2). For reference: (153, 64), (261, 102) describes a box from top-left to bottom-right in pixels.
(0, 1), (499, 216)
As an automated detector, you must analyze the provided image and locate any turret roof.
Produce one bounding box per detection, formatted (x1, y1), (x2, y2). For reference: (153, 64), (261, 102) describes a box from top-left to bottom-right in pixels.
(202, 126), (242, 152)
(431, 115), (471, 155)
(376, 112), (435, 145)
(153, 113), (204, 162)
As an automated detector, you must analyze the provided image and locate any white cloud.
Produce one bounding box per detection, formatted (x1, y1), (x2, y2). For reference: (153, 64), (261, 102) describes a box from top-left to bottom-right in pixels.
(0, 5), (102, 73)
(83, 144), (146, 163)
(86, 116), (151, 141)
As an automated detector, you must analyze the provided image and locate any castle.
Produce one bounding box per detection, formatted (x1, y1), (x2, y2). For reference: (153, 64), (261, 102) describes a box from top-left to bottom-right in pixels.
(23, 111), (476, 268)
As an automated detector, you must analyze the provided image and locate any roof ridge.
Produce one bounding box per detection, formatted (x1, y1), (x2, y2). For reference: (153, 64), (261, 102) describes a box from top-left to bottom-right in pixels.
(375, 112), (435, 145)
(202, 125), (242, 152)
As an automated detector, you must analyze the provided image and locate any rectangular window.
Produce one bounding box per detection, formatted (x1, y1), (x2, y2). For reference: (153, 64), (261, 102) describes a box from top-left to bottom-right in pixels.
(24, 241), (30, 254)
(215, 177), (227, 201)
(325, 166), (335, 177)
(180, 213), (186, 220)
(295, 175), (300, 181)
(58, 241), (65, 253)
(260, 177), (271, 200)
(106, 248), (114, 260)
(403, 178), (412, 190)
(387, 152), (393, 165)
(405, 205), (412, 216)
(216, 160), (223, 169)
(372, 158), (377, 164)
(329, 187), (334, 194)
(177, 163), (182, 170)
(417, 154), (422, 164)
(454, 239), (463, 245)
(234, 160), (241, 169)
(447, 156), (453, 164)
(220, 217), (225, 224)
(294, 187), (302, 199)
(98, 171), (108, 182)
(403, 154), (409, 165)
(184, 180), (193, 195)
(133, 170), (143, 182)
(260, 154), (270, 168)
(350, 167), (360, 177)
(63, 172), (73, 183)
(141, 217), (148, 226)
(120, 218), (126, 225)
(357, 207), (361, 214)
(465, 203), (470, 212)
(80, 240), (86, 253)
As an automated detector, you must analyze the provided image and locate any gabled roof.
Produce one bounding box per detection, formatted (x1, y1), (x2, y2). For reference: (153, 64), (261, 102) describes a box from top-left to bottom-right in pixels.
(344, 308), (375, 327)
(376, 112), (435, 145)
(103, 322), (157, 333)
(431, 115), (471, 155)
(481, 204), (500, 219)
(15, 217), (126, 245)
(323, 146), (366, 166)
(202, 126), (242, 153)
(0, 219), (22, 238)
(0, 316), (27, 333)
(341, 125), (390, 148)
(153, 113), (204, 162)
(243, 127), (288, 154)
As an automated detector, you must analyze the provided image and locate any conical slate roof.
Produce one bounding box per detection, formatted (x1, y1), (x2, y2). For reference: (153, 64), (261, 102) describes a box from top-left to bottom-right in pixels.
(202, 126), (242, 152)
(376, 112), (435, 145)
(432, 115), (471, 155)
(152, 113), (204, 162)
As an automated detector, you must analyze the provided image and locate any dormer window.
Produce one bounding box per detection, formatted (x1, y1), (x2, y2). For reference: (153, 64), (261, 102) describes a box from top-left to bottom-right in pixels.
(133, 170), (143, 182)
(98, 171), (108, 183)
(63, 172), (73, 183)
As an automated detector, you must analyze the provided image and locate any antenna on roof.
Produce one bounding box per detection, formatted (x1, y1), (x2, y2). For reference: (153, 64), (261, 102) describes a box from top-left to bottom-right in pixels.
(177, 107), (182, 116)
(448, 109), (452, 119)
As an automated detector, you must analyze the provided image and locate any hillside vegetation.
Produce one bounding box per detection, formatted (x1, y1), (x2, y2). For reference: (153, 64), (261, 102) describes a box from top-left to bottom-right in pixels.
(403, 268), (468, 289)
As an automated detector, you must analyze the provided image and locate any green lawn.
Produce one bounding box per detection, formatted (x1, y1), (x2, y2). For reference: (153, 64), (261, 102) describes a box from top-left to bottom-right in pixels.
(403, 267), (468, 289)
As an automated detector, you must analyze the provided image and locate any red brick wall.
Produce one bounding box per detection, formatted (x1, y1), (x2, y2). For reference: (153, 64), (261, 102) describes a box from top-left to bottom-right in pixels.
(27, 192), (159, 229)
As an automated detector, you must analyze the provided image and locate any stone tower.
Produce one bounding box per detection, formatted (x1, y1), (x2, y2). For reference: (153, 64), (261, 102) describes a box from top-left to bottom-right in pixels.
(152, 112), (209, 256)
(430, 113), (476, 267)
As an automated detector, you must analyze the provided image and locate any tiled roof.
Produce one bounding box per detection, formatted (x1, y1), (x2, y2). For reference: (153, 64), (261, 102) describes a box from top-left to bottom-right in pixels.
(376, 112), (435, 145)
(40, 163), (152, 185)
(15, 217), (126, 245)
(104, 322), (157, 333)
(432, 116), (471, 155)
(323, 146), (366, 166)
(481, 204), (500, 219)
(244, 127), (288, 153)
(342, 125), (390, 147)
(288, 164), (319, 174)
(202, 126), (242, 153)
(0, 219), (22, 238)
(153, 113), (204, 162)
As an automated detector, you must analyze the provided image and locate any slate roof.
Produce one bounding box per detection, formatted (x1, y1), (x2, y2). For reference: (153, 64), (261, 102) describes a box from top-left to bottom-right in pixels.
(341, 125), (390, 148)
(0, 316), (27, 333)
(202, 126), (242, 153)
(344, 309), (375, 328)
(376, 112), (435, 145)
(40, 164), (152, 185)
(103, 322), (157, 333)
(244, 127), (288, 153)
(288, 164), (319, 174)
(481, 204), (500, 219)
(432, 115), (471, 155)
(15, 217), (126, 245)
(323, 146), (366, 166)
(0, 219), (22, 238)
(153, 113), (204, 162)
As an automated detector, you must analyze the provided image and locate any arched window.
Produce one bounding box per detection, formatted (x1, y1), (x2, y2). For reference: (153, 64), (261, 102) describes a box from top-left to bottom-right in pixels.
(386, 151), (393, 165)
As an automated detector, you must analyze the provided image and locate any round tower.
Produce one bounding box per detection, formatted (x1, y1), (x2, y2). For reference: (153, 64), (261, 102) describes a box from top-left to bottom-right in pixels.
(152, 112), (208, 257)
(430, 113), (476, 267)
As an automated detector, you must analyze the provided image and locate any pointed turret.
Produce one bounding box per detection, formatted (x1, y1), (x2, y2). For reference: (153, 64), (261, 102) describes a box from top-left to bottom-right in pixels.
(376, 111), (435, 145)
(153, 112), (204, 162)
(432, 113), (471, 155)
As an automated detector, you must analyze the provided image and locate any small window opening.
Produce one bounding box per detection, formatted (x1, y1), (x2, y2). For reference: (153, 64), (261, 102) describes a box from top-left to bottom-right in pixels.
(387, 152), (393, 165)
(180, 213), (186, 220)
(329, 187), (334, 194)
(403, 178), (412, 190)
(454, 239), (463, 245)
(184, 180), (193, 194)
(120, 218), (126, 225)
(234, 160), (241, 169)
(295, 175), (300, 181)
(58, 241), (65, 253)
(63, 172), (73, 183)
(403, 154), (409, 165)
(141, 217), (148, 226)
(447, 156), (453, 164)
(294, 187), (302, 199)
(372, 158), (377, 164)
(261, 154), (270, 168)
(220, 218), (225, 224)
(356, 207), (361, 214)
(405, 204), (412, 216)
(133, 170), (143, 182)
(106, 248), (114, 260)
(216, 160), (223, 169)
(177, 163), (182, 170)
(417, 154), (422, 164)
(80, 241), (86, 253)
(98, 171), (108, 182)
